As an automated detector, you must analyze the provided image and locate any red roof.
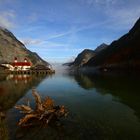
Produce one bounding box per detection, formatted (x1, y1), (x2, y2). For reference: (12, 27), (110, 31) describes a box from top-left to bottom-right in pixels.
(11, 62), (31, 66)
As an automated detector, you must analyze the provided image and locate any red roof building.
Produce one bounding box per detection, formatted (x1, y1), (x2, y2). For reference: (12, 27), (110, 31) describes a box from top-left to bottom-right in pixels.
(1, 57), (32, 71)
(11, 62), (31, 67)
(11, 57), (32, 67)
(10, 57), (32, 71)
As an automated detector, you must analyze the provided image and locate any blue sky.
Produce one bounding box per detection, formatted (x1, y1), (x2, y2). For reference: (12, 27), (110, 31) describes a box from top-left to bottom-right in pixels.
(0, 0), (140, 63)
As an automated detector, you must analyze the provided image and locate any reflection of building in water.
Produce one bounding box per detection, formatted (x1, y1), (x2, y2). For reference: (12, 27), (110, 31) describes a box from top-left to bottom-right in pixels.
(1, 57), (32, 71)
(6, 74), (32, 84)
(0, 74), (46, 111)
(0, 73), (47, 140)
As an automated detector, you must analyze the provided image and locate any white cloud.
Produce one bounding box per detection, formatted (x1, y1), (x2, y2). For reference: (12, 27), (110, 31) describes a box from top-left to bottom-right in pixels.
(20, 38), (72, 50)
(46, 31), (72, 40)
(44, 42), (70, 49)
(105, 5), (140, 30)
(0, 11), (16, 29)
(38, 48), (83, 52)
(44, 20), (111, 41)
(79, 0), (140, 30)
(28, 13), (39, 23)
(80, 0), (140, 31)
(20, 38), (43, 46)
(79, 0), (117, 6)
(95, 0), (116, 5)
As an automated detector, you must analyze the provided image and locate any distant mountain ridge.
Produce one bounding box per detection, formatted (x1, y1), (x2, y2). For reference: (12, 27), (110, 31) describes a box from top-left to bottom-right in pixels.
(94, 43), (108, 53)
(0, 27), (50, 66)
(85, 18), (140, 70)
(66, 43), (108, 67)
(72, 49), (95, 67)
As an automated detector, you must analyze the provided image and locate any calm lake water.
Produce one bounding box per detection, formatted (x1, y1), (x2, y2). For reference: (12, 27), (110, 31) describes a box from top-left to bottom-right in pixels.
(0, 67), (140, 140)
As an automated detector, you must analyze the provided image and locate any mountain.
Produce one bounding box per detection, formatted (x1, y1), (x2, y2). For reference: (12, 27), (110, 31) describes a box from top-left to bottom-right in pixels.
(85, 18), (140, 70)
(0, 27), (50, 66)
(67, 43), (108, 67)
(71, 49), (95, 67)
(94, 43), (108, 53)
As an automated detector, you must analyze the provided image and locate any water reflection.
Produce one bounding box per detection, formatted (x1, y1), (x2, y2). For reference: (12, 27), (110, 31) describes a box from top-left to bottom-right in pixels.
(0, 71), (140, 140)
(0, 74), (47, 140)
(73, 73), (140, 120)
(6, 74), (32, 84)
(74, 73), (94, 89)
(0, 74), (46, 111)
(0, 114), (8, 140)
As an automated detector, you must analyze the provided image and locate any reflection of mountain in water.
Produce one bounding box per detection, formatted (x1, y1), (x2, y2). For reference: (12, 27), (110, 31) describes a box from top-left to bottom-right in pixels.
(74, 73), (94, 89)
(0, 74), (47, 111)
(73, 73), (140, 119)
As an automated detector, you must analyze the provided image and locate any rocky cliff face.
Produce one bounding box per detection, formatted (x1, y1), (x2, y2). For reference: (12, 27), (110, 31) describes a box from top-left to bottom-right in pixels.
(72, 49), (95, 67)
(0, 27), (50, 66)
(94, 43), (108, 53)
(85, 18), (140, 70)
(69, 43), (108, 67)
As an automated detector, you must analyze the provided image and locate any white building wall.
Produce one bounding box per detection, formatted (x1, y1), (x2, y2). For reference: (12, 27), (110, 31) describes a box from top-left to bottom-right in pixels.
(1, 64), (31, 71)
(1, 64), (14, 71)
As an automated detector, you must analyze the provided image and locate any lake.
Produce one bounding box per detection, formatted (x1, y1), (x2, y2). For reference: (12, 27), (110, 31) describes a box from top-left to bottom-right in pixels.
(0, 67), (140, 140)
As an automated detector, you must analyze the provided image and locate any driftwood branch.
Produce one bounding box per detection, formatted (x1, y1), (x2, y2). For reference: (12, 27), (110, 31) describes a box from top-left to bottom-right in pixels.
(15, 89), (68, 126)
